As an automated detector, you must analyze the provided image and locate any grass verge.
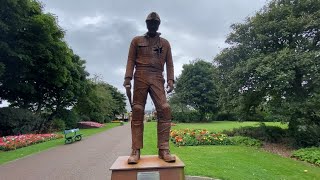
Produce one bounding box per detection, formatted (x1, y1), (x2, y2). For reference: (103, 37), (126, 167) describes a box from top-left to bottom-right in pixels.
(172, 121), (288, 131)
(0, 123), (119, 165)
(142, 122), (320, 180)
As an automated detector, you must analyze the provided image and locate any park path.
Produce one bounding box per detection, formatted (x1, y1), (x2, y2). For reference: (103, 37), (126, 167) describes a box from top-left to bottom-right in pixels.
(0, 123), (213, 180)
(0, 124), (132, 180)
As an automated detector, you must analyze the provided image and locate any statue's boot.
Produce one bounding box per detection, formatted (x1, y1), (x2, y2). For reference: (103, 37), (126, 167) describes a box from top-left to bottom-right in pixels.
(129, 104), (144, 164)
(128, 149), (140, 164)
(157, 121), (175, 162)
(158, 149), (176, 162)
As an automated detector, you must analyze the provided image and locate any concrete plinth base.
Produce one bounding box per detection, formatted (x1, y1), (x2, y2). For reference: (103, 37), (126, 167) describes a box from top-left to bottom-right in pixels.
(110, 155), (185, 180)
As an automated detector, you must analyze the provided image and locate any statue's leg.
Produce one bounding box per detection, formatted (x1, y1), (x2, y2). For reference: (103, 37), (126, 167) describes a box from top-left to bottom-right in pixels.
(131, 104), (145, 149)
(155, 103), (172, 150)
(131, 77), (148, 149)
(149, 75), (175, 162)
(128, 76), (148, 164)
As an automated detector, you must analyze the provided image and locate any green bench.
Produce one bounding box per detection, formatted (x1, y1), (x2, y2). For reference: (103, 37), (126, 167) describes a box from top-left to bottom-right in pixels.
(64, 128), (82, 144)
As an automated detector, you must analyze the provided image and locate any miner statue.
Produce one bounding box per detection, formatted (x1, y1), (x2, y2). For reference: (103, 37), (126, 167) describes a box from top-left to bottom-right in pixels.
(123, 12), (176, 164)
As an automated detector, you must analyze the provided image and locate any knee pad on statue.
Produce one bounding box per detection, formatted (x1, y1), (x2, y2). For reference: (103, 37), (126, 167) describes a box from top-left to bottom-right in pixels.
(158, 103), (171, 122)
(132, 104), (144, 121)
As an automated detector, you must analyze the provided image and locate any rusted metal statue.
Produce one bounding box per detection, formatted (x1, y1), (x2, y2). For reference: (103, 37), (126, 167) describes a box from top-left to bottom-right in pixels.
(124, 12), (176, 164)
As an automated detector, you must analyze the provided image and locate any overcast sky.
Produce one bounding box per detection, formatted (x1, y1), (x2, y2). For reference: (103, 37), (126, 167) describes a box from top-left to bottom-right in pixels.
(36, 0), (268, 111)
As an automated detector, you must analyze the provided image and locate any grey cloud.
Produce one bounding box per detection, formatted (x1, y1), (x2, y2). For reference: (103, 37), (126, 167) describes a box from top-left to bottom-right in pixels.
(40, 0), (268, 110)
(63, 17), (140, 88)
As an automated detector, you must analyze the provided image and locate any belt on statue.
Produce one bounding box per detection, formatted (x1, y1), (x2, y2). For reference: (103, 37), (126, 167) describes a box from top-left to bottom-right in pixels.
(135, 67), (163, 73)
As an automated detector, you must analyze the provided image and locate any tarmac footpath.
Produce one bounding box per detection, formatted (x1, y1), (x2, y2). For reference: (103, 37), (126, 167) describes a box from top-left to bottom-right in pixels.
(0, 124), (131, 180)
(0, 123), (217, 180)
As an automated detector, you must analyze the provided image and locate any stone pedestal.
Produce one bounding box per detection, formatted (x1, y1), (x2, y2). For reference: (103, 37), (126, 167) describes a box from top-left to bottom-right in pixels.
(110, 155), (185, 180)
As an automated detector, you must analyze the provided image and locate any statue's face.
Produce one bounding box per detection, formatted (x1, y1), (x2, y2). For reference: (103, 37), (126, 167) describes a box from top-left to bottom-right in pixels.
(146, 20), (160, 34)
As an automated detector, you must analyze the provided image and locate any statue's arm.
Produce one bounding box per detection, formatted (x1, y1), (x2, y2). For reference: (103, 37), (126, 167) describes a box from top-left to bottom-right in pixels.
(124, 39), (137, 80)
(166, 42), (174, 83)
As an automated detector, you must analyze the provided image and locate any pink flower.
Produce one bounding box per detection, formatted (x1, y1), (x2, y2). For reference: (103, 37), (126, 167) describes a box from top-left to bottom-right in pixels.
(0, 133), (63, 151)
(77, 121), (104, 128)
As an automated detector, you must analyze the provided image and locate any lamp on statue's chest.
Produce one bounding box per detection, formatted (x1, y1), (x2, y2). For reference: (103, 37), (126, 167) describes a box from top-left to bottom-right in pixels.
(152, 46), (163, 57)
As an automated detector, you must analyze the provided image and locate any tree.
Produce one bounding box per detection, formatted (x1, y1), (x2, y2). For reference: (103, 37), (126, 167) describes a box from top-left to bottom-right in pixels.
(172, 60), (219, 120)
(168, 92), (189, 113)
(0, 0), (89, 122)
(0, 0), (42, 107)
(45, 53), (89, 118)
(0, 63), (4, 77)
(74, 80), (127, 123)
(0, 107), (43, 136)
(215, 0), (320, 146)
(102, 83), (126, 117)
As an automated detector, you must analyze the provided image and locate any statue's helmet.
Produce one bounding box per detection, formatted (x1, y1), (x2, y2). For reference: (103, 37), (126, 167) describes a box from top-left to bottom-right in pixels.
(146, 12), (161, 23)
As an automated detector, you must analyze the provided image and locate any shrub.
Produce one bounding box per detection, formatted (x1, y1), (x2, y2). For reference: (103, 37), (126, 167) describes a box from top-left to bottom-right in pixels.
(289, 122), (320, 148)
(54, 109), (80, 129)
(215, 112), (237, 121)
(147, 115), (156, 122)
(80, 114), (90, 121)
(229, 136), (262, 147)
(0, 107), (43, 136)
(51, 119), (66, 131)
(172, 111), (205, 122)
(104, 116), (113, 123)
(222, 123), (287, 143)
(90, 113), (104, 123)
(291, 147), (320, 165)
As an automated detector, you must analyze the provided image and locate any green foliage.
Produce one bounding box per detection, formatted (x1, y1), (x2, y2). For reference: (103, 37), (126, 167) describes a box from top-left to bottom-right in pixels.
(146, 115), (156, 122)
(290, 122), (320, 147)
(229, 136), (262, 147)
(79, 114), (90, 121)
(172, 111), (203, 122)
(0, 107), (43, 136)
(171, 60), (219, 120)
(51, 119), (66, 131)
(54, 109), (79, 129)
(90, 112), (105, 123)
(0, 0), (89, 131)
(74, 80), (126, 123)
(103, 83), (126, 116)
(215, 112), (237, 121)
(215, 0), (320, 146)
(223, 123), (287, 143)
(0, 63), (4, 77)
(292, 147), (320, 165)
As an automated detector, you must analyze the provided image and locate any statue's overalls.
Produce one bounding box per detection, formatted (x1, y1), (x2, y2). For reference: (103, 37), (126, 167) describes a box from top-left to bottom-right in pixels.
(125, 32), (174, 150)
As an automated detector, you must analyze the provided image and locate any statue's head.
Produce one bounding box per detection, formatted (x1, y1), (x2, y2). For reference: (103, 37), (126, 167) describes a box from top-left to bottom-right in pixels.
(146, 12), (160, 35)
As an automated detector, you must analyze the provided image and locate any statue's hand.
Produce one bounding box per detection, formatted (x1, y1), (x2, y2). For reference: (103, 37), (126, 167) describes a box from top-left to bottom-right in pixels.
(123, 78), (131, 89)
(166, 80), (174, 93)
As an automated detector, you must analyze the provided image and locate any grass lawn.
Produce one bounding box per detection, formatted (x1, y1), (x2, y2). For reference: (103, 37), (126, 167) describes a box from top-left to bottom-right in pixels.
(0, 122), (120, 165)
(172, 121), (288, 131)
(142, 121), (320, 180)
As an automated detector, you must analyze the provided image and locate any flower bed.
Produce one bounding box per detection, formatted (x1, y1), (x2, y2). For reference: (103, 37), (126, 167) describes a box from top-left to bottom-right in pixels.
(0, 134), (63, 151)
(77, 121), (105, 128)
(170, 129), (231, 146)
